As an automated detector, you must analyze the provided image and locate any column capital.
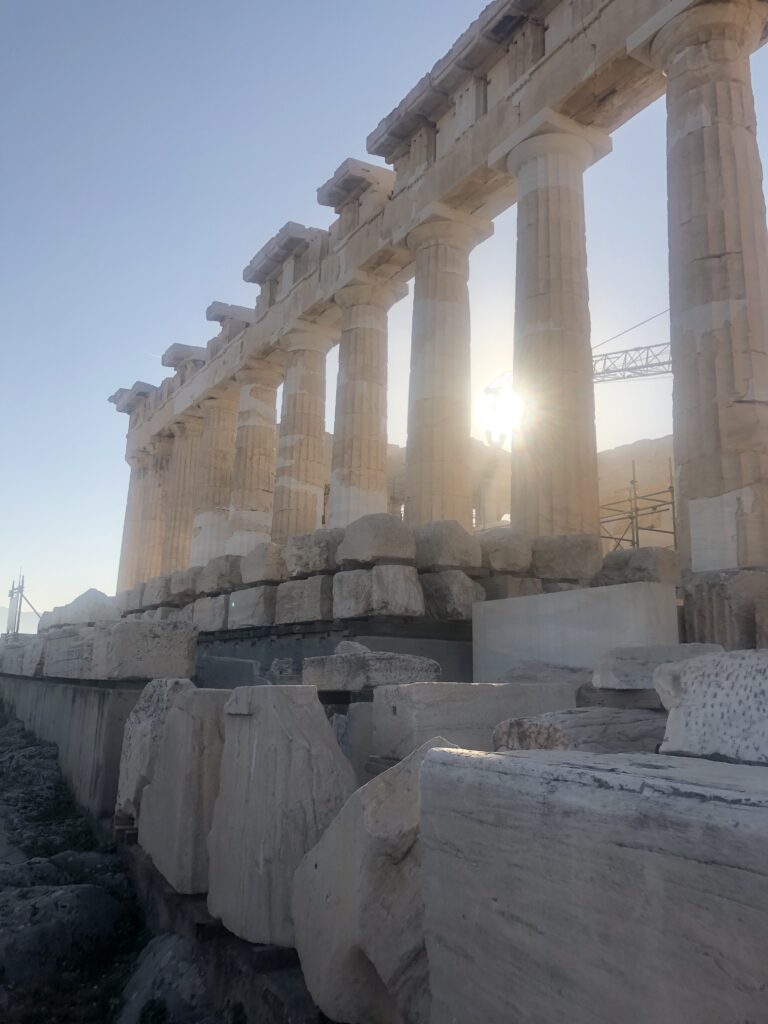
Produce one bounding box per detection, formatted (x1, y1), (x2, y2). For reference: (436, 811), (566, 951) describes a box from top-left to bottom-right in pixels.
(405, 203), (493, 253)
(172, 415), (205, 439)
(628, 0), (766, 69)
(281, 319), (339, 355)
(147, 433), (174, 458)
(235, 360), (285, 389)
(334, 276), (407, 312)
(490, 108), (612, 178)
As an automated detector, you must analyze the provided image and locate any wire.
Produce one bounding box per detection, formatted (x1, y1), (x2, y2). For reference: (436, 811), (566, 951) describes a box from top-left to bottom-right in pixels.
(592, 308), (670, 352)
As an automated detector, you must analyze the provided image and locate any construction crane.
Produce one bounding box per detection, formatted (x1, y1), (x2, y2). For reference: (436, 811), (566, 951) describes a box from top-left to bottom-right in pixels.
(5, 576), (41, 637)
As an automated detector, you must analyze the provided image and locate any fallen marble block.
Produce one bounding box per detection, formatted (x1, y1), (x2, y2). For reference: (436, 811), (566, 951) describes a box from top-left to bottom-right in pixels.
(336, 513), (416, 567)
(141, 577), (173, 609)
(57, 589), (120, 626)
(413, 520), (482, 571)
(116, 678), (195, 820)
(192, 595), (228, 632)
(595, 547), (681, 587)
(227, 586), (276, 629)
(373, 681), (582, 759)
(333, 565), (424, 619)
(91, 621), (198, 681)
(283, 528), (344, 579)
(293, 737), (455, 1024)
(197, 555), (243, 596)
(531, 533), (602, 581)
(169, 567), (202, 605)
(655, 649), (768, 765)
(421, 749), (768, 1024)
(593, 643), (723, 690)
(275, 576), (333, 624)
(421, 570), (485, 620)
(240, 541), (287, 585)
(207, 686), (357, 946)
(477, 527), (533, 573)
(493, 708), (666, 754)
(303, 643), (441, 692)
(139, 688), (230, 894)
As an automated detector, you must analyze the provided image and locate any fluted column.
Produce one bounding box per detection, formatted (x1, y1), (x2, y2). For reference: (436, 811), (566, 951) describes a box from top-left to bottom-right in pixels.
(405, 216), (486, 528)
(190, 393), (239, 566)
(647, 0), (768, 569)
(226, 363), (283, 555)
(140, 434), (174, 582)
(272, 331), (333, 543)
(116, 451), (149, 592)
(328, 281), (402, 527)
(507, 130), (602, 536)
(162, 416), (203, 574)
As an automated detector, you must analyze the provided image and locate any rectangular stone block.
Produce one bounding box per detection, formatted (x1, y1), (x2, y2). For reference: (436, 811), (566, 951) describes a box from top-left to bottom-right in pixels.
(91, 621), (198, 681)
(531, 533), (602, 581)
(275, 576), (333, 624)
(125, 582), (145, 614)
(333, 566), (425, 619)
(474, 582), (679, 677)
(303, 643), (441, 693)
(421, 749), (768, 1024)
(197, 555), (243, 596)
(240, 542), (287, 585)
(141, 576), (173, 609)
(284, 529), (344, 579)
(192, 595), (229, 632)
(228, 586), (276, 629)
(593, 644), (723, 690)
(43, 627), (97, 679)
(493, 708), (666, 754)
(169, 567), (202, 604)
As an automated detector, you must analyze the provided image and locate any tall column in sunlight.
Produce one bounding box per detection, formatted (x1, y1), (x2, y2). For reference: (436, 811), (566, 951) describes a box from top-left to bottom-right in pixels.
(162, 415), (203, 573)
(328, 280), (404, 527)
(405, 212), (490, 529)
(140, 434), (174, 581)
(190, 392), (239, 566)
(117, 451), (149, 591)
(505, 119), (610, 537)
(272, 329), (335, 543)
(226, 362), (283, 555)
(644, 0), (768, 569)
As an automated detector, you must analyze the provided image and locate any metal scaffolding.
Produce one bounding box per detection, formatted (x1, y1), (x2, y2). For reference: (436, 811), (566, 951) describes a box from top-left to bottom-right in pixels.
(5, 576), (41, 637)
(599, 460), (676, 551)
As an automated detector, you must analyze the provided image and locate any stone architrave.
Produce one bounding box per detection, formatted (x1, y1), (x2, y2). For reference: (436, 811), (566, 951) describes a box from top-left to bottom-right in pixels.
(138, 688), (230, 894)
(116, 678), (195, 820)
(655, 649), (768, 765)
(405, 211), (490, 529)
(207, 686), (357, 947)
(190, 393), (239, 568)
(293, 737), (458, 1024)
(593, 644), (724, 691)
(493, 707), (666, 754)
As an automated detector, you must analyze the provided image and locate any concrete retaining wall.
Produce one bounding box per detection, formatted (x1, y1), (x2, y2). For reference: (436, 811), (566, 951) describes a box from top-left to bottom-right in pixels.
(0, 674), (142, 818)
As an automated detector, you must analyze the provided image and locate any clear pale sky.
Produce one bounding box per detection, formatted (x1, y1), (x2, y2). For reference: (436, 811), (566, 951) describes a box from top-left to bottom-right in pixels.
(2, 1), (767, 614)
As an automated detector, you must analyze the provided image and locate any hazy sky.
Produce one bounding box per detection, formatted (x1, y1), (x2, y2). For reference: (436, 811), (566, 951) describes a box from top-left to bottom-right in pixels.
(2, 1), (767, 613)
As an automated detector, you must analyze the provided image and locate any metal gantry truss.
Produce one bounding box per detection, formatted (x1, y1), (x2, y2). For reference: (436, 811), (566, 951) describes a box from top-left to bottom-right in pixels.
(5, 576), (41, 637)
(599, 459), (677, 551)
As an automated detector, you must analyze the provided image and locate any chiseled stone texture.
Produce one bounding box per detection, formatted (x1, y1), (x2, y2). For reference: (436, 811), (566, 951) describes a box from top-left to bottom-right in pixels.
(116, 678), (195, 820)
(593, 644), (724, 691)
(228, 586), (276, 629)
(192, 595), (228, 632)
(197, 555), (243, 596)
(92, 621), (198, 682)
(333, 566), (424, 619)
(421, 570), (484, 620)
(293, 737), (457, 1024)
(0, 637), (44, 678)
(655, 649), (768, 765)
(477, 527), (533, 573)
(413, 520), (481, 571)
(373, 681), (579, 760)
(169, 567), (202, 605)
(594, 547), (681, 587)
(421, 749), (768, 1024)
(303, 643), (441, 693)
(42, 627), (97, 679)
(56, 589), (120, 626)
(683, 569), (768, 649)
(275, 576), (334, 624)
(283, 528), (344, 579)
(207, 686), (356, 947)
(531, 533), (602, 580)
(336, 513), (416, 568)
(141, 577), (173, 610)
(493, 708), (666, 755)
(139, 688), (230, 894)
(240, 541), (287, 585)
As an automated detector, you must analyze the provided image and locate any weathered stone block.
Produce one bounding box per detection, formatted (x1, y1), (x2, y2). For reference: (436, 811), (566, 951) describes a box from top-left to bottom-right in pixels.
(413, 520), (482, 571)
(43, 627), (97, 679)
(531, 533), (602, 580)
(169, 567), (202, 604)
(91, 621), (198, 681)
(303, 643), (441, 692)
(593, 643), (724, 690)
(595, 547), (681, 587)
(283, 528), (344, 578)
(240, 542), (287, 585)
(421, 570), (484, 620)
(332, 569), (372, 619)
(139, 688), (230, 894)
(141, 577), (173, 609)
(192, 596), (228, 632)
(655, 649), (768, 765)
(293, 738), (456, 1024)
(336, 513), (416, 567)
(197, 555), (243, 596)
(207, 686), (356, 946)
(227, 586), (276, 629)
(477, 527), (533, 573)
(338, 702), (374, 785)
(684, 569), (768, 649)
(493, 708), (666, 754)
(481, 576), (543, 601)
(57, 589), (120, 626)
(275, 576), (333, 624)
(125, 582), (145, 614)
(333, 566), (425, 619)
(421, 749), (768, 1024)
(116, 678), (195, 820)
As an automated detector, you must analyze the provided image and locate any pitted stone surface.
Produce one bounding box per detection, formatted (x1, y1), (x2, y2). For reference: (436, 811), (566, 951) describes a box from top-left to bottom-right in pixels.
(283, 528), (344, 578)
(303, 644), (441, 692)
(413, 520), (482, 571)
(421, 570), (484, 620)
(531, 533), (602, 580)
(655, 650), (768, 765)
(240, 542), (287, 585)
(595, 547), (681, 587)
(293, 737), (456, 1024)
(477, 527), (533, 573)
(593, 644), (724, 691)
(197, 555), (243, 596)
(207, 685), (356, 947)
(91, 621), (198, 681)
(228, 586), (276, 629)
(493, 708), (666, 754)
(275, 576), (334, 624)
(336, 513), (416, 567)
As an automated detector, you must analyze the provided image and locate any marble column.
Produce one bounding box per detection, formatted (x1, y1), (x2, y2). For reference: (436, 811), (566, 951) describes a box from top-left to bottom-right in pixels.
(190, 393), (239, 566)
(328, 281), (401, 527)
(162, 416), (203, 574)
(140, 434), (174, 582)
(648, 0), (768, 570)
(116, 451), (149, 592)
(405, 216), (485, 529)
(226, 363), (283, 555)
(272, 332), (332, 543)
(507, 129), (602, 537)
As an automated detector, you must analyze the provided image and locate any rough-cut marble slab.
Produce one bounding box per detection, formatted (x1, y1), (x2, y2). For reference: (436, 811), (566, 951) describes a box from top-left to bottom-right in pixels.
(303, 644), (441, 692)
(593, 643), (723, 690)
(493, 707), (666, 754)
(336, 513), (416, 567)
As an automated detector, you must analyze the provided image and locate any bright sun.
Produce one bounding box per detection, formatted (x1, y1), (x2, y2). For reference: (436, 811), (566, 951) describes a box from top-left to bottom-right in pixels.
(478, 384), (530, 446)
